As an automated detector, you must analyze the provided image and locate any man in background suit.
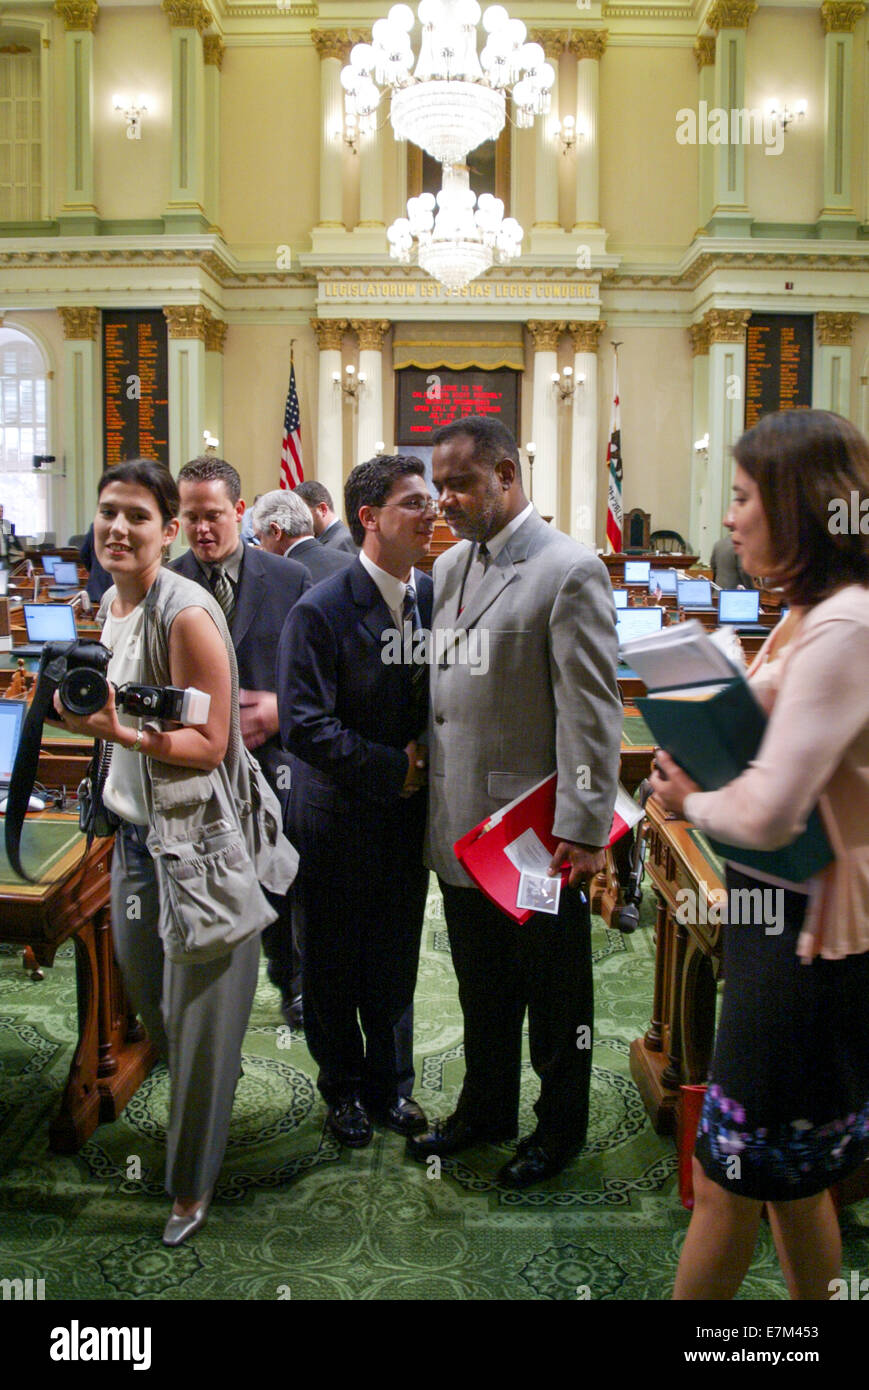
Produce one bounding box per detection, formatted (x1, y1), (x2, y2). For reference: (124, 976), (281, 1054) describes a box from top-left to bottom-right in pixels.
(172, 456), (311, 1021)
(295, 480), (357, 554)
(276, 455), (435, 1147)
(408, 416), (622, 1188)
(250, 489), (353, 584)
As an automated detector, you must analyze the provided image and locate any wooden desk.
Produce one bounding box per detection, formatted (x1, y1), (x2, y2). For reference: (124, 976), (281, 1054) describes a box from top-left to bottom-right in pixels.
(602, 552), (699, 576)
(0, 816), (156, 1152)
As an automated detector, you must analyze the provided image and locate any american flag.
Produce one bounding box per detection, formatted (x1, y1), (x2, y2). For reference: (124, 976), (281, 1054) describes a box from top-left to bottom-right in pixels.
(605, 347), (623, 554)
(280, 361), (304, 490)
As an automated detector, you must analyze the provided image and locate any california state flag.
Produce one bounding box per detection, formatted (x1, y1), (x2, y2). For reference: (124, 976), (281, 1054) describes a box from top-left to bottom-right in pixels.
(606, 351), (623, 553)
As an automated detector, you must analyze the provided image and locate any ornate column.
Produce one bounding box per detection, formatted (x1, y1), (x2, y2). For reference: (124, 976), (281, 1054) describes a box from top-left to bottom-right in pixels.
(164, 306), (208, 469)
(703, 308), (750, 544)
(311, 30), (354, 252)
(203, 311), (227, 457)
(688, 321), (711, 558)
(567, 320), (605, 546)
(161, 0), (210, 233)
(312, 317), (348, 505)
(814, 313), (858, 416)
(817, 2), (865, 238)
(55, 1), (99, 235)
(59, 307), (101, 531)
(203, 34), (224, 231)
(706, 0), (757, 236)
(527, 31), (566, 255)
(527, 321), (565, 523)
(350, 319), (389, 465)
(694, 37), (716, 233)
(570, 31), (608, 258)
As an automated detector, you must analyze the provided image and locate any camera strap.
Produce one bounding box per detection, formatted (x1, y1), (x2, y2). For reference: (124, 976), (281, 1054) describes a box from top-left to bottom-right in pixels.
(4, 645), (90, 882)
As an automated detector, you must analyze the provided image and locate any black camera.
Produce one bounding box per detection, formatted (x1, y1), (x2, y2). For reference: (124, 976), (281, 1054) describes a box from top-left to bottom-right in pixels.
(40, 640), (211, 724)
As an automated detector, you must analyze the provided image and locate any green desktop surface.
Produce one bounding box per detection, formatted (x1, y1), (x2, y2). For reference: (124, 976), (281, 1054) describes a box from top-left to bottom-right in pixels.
(686, 827), (726, 880)
(621, 712), (654, 746)
(0, 817), (84, 888)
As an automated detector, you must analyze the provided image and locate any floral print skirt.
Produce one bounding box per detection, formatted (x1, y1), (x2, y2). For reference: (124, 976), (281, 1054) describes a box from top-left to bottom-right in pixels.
(694, 868), (869, 1200)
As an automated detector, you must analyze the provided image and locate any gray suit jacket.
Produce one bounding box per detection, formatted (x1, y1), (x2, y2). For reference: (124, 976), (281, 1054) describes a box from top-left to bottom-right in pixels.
(425, 509), (622, 887)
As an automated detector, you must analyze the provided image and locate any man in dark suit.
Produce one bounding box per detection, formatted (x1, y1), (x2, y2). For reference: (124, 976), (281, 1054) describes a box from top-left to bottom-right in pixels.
(172, 456), (311, 1019)
(249, 488), (353, 584)
(295, 480), (357, 554)
(276, 455), (435, 1147)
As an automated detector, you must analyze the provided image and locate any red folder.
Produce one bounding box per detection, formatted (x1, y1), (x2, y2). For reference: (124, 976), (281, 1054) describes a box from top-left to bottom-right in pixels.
(453, 776), (644, 924)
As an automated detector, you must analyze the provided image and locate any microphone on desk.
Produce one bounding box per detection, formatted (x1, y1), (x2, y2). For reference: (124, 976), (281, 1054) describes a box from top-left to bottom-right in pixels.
(67, 591), (93, 615)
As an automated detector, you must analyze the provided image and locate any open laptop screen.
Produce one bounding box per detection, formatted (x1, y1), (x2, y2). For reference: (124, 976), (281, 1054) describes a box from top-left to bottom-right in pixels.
(0, 569), (8, 597)
(41, 555), (62, 576)
(718, 589), (760, 625)
(0, 699), (25, 784)
(616, 606), (664, 647)
(624, 560), (651, 586)
(52, 561), (79, 587)
(677, 578), (713, 608)
(23, 603), (77, 644)
(649, 568), (678, 595)
(612, 588), (628, 608)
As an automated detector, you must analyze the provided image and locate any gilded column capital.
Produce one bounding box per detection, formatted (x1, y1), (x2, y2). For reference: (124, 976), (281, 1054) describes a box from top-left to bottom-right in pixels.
(567, 320), (606, 354)
(161, 0), (211, 33)
(311, 29), (369, 62)
(688, 321), (711, 356)
(59, 306), (99, 339)
(203, 313), (227, 353)
(816, 312), (858, 346)
(203, 34), (224, 68)
(820, 1), (866, 32)
(350, 319), (391, 351)
(568, 30), (608, 61)
(163, 305), (209, 340)
(54, 0), (98, 32)
(702, 308), (751, 344)
(311, 317), (348, 352)
(694, 35), (716, 69)
(528, 30), (569, 61)
(706, 0), (757, 31)
(527, 321), (566, 353)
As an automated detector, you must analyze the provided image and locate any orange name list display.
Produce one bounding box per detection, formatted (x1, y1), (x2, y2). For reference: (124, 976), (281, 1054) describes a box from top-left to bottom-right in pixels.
(102, 312), (169, 467)
(744, 313), (812, 430)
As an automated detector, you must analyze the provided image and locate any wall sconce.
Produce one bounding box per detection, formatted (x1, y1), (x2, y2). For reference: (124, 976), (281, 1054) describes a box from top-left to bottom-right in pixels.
(551, 366), (586, 402)
(332, 364), (366, 401)
(553, 115), (577, 154)
(344, 112), (360, 154)
(203, 430), (220, 456)
(766, 99), (807, 133)
(374, 440), (386, 454)
(694, 432), (709, 457)
(112, 94), (148, 140)
(525, 440), (536, 501)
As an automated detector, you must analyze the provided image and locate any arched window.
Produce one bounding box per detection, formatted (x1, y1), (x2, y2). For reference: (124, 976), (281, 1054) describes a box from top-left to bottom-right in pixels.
(0, 40), (42, 221)
(0, 326), (49, 535)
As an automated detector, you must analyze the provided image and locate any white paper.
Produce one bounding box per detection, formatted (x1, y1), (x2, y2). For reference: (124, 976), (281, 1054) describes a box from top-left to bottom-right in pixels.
(517, 870), (562, 915)
(504, 827), (554, 875)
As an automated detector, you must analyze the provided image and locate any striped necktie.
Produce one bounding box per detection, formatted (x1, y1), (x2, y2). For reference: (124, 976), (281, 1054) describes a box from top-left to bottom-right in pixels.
(403, 582), (427, 731)
(211, 565), (235, 625)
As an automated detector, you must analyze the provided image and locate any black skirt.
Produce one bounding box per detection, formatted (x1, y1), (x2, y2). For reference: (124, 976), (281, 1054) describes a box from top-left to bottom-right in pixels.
(694, 867), (869, 1200)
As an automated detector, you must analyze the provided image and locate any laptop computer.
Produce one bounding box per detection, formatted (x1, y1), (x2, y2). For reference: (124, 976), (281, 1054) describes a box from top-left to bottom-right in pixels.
(612, 588), (629, 609)
(717, 588), (764, 628)
(677, 577), (714, 609)
(0, 698), (26, 797)
(624, 560), (651, 587)
(616, 606), (664, 648)
(648, 568), (678, 595)
(48, 560), (80, 596)
(0, 568), (8, 597)
(41, 555), (62, 576)
(16, 602), (78, 657)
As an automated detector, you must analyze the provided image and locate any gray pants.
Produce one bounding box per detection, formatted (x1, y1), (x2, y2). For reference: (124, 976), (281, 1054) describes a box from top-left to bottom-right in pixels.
(111, 822), (260, 1200)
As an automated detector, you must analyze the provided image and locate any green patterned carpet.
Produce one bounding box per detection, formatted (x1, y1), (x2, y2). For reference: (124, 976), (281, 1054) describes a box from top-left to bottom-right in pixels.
(1, 885), (867, 1301)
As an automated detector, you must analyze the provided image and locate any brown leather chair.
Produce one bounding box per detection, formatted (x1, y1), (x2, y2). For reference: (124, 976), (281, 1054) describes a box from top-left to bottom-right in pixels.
(624, 508), (651, 552)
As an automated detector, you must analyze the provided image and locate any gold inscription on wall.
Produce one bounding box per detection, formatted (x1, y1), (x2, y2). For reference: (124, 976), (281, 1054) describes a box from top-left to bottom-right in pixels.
(321, 281), (598, 301)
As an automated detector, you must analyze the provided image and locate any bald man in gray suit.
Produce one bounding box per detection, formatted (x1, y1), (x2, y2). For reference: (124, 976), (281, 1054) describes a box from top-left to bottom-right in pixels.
(409, 415), (622, 1189)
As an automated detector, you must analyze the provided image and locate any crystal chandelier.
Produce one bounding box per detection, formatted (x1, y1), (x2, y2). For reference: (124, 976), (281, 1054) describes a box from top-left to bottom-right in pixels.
(388, 163), (523, 291)
(341, 1), (555, 166)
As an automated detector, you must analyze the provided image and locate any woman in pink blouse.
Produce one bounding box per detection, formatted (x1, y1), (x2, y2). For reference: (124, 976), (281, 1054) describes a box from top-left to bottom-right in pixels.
(650, 409), (869, 1300)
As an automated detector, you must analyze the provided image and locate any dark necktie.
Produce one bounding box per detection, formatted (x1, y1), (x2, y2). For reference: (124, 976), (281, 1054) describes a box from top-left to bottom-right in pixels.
(403, 582), (427, 732)
(211, 565), (235, 625)
(459, 542), (490, 615)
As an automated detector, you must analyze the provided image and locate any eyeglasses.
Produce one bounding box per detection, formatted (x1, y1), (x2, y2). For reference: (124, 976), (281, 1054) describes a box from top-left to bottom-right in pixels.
(379, 497), (439, 515)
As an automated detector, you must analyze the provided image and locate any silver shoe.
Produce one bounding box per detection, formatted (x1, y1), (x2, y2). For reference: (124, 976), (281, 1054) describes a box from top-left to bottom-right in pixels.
(162, 1194), (211, 1247)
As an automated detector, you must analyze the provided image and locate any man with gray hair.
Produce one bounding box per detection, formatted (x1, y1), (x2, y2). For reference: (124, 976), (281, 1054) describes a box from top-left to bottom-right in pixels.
(251, 490), (353, 584)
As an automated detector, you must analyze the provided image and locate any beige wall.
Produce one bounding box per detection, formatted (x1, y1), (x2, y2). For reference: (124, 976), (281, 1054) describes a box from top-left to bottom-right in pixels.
(222, 322), (316, 499)
(93, 8), (171, 221)
(745, 9), (825, 226)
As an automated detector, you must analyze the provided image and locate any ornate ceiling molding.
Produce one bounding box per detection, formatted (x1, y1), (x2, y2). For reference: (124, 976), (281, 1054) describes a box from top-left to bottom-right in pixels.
(311, 28), (369, 62)
(694, 35), (715, 69)
(816, 311), (858, 346)
(567, 320), (607, 353)
(528, 30), (569, 60)
(203, 34), (225, 67)
(54, 1), (98, 33)
(706, 0), (757, 33)
(58, 306), (100, 339)
(526, 320), (566, 352)
(161, 0), (212, 34)
(702, 307), (751, 343)
(163, 305), (210, 339)
(688, 321), (710, 356)
(311, 317), (348, 351)
(569, 30), (608, 60)
(820, 1), (866, 32)
(351, 318), (391, 351)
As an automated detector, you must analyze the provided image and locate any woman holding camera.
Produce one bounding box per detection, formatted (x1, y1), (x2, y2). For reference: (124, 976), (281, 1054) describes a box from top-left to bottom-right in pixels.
(650, 409), (869, 1299)
(55, 458), (291, 1246)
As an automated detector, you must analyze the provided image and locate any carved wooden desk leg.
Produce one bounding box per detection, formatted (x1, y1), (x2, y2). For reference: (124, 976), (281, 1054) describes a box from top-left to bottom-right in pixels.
(95, 905), (119, 1079)
(661, 915), (688, 1092)
(680, 935), (717, 1086)
(643, 890), (667, 1053)
(49, 920), (101, 1153)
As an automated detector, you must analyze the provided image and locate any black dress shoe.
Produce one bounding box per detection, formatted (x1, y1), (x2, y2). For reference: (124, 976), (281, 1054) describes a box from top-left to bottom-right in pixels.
(326, 1096), (372, 1148)
(496, 1140), (578, 1189)
(406, 1112), (516, 1160)
(374, 1097), (428, 1137)
(280, 994), (304, 1030)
